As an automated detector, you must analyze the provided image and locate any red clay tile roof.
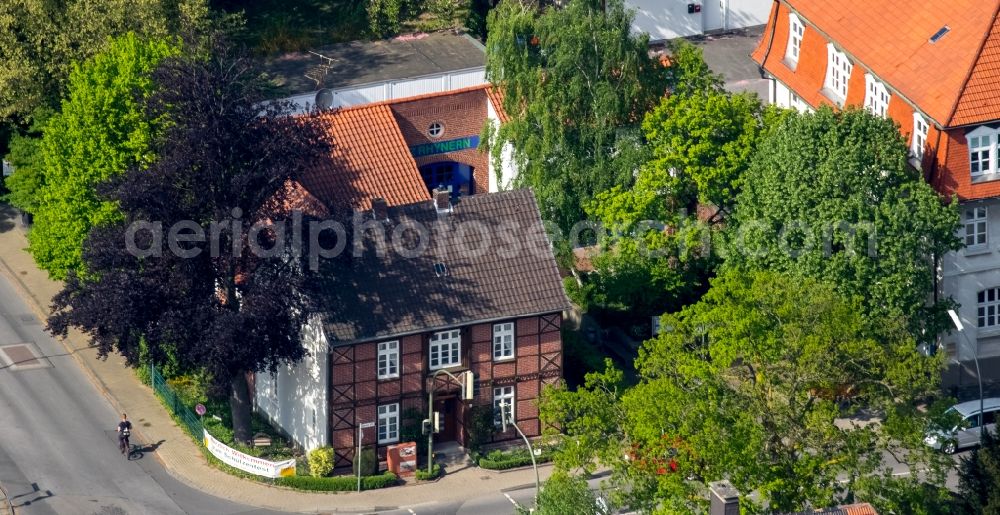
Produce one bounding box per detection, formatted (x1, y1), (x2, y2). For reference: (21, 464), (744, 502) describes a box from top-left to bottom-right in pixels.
(301, 104), (429, 213)
(758, 0), (1000, 127)
(952, 12), (1000, 126)
(486, 87), (509, 123)
(297, 85), (509, 213)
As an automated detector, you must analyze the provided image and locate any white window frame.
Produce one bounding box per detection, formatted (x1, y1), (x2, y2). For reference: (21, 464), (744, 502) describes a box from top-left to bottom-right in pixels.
(377, 340), (399, 379)
(965, 206), (988, 248)
(493, 322), (515, 361)
(429, 329), (461, 370)
(493, 386), (515, 427)
(912, 113), (929, 161)
(824, 44), (853, 103)
(377, 403), (399, 444)
(864, 74), (890, 118)
(784, 13), (805, 68)
(968, 126), (998, 178)
(979, 288), (1000, 328)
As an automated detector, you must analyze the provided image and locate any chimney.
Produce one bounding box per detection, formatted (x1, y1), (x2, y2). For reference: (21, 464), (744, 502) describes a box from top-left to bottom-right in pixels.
(709, 481), (739, 515)
(371, 196), (388, 221)
(433, 187), (452, 215)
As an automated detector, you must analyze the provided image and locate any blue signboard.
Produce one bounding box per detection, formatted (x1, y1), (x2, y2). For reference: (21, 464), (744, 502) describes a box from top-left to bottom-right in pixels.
(410, 136), (480, 158)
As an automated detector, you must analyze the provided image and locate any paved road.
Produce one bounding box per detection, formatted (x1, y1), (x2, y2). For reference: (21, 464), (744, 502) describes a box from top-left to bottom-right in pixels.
(0, 272), (290, 515)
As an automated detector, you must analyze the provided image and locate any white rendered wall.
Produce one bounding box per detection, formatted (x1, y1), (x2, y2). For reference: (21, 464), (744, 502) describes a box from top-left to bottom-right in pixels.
(941, 199), (1000, 365)
(255, 316), (329, 451)
(486, 99), (517, 192)
(287, 68), (486, 114)
(627, 0), (771, 42)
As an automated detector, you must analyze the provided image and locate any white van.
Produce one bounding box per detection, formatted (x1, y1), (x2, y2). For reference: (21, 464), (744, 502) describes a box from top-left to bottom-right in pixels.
(924, 397), (1000, 454)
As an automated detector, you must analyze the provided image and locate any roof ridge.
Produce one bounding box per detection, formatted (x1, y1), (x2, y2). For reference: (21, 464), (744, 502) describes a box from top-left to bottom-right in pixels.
(945, 1), (1000, 126)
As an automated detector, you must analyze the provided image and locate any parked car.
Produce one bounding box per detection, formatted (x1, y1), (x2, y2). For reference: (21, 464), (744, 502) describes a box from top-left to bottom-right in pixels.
(924, 397), (1000, 454)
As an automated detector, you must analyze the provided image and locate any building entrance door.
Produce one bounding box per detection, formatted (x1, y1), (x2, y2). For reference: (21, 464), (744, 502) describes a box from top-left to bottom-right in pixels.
(703, 0), (725, 32)
(433, 397), (457, 442)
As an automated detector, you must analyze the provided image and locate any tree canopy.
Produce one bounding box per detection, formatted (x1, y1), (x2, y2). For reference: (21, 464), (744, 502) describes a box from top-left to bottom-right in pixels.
(542, 269), (953, 513)
(0, 0), (210, 124)
(725, 106), (961, 341)
(47, 43), (332, 442)
(10, 33), (179, 280)
(484, 0), (669, 230)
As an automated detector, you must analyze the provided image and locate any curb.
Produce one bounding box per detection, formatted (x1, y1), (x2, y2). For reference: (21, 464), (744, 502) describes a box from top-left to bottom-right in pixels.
(0, 238), (177, 493)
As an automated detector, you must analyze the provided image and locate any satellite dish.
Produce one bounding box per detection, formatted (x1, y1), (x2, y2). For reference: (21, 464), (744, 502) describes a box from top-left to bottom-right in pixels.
(314, 89), (334, 111)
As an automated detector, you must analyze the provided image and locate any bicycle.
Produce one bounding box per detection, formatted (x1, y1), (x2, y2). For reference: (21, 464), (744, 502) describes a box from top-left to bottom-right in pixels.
(118, 429), (136, 460)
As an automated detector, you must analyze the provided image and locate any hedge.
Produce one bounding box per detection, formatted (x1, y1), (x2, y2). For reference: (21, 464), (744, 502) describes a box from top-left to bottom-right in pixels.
(415, 464), (442, 481)
(478, 449), (554, 471)
(274, 472), (398, 491)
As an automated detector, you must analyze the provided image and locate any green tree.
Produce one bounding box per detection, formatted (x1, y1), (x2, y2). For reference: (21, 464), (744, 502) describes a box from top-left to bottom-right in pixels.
(958, 428), (1000, 514)
(485, 0), (669, 230)
(3, 107), (54, 214)
(18, 34), (179, 279)
(725, 106), (962, 342)
(578, 90), (781, 317)
(517, 471), (604, 515)
(542, 270), (952, 513)
(641, 90), (784, 212)
(0, 0), (209, 123)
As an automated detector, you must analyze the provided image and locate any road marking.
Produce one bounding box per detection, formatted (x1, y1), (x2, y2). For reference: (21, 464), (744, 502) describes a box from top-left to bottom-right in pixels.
(408, 509), (416, 514)
(504, 493), (519, 506)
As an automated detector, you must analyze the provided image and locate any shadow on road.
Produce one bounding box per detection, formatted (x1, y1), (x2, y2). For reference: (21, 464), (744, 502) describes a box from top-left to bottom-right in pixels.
(10, 482), (54, 509)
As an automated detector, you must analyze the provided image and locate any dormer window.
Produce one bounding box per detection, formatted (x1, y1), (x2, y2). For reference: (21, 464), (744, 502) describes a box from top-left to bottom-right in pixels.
(968, 126), (999, 180)
(864, 74), (889, 118)
(824, 44), (852, 104)
(785, 13), (805, 69)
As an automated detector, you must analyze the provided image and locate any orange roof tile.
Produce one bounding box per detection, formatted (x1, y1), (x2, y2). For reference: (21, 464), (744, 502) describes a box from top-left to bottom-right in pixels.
(762, 0), (1000, 127)
(486, 87), (509, 123)
(952, 12), (1000, 126)
(301, 104), (430, 213)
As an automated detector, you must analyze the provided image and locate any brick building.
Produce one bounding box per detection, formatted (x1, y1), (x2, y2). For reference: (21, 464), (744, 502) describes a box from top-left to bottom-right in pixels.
(293, 84), (512, 217)
(752, 0), (1000, 384)
(254, 189), (569, 465)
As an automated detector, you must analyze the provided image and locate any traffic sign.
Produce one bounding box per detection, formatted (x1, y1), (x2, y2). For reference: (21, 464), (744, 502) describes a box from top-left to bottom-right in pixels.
(195, 403), (206, 416)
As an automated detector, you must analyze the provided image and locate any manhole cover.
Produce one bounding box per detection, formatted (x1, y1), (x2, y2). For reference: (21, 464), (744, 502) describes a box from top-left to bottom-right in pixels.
(0, 343), (51, 371)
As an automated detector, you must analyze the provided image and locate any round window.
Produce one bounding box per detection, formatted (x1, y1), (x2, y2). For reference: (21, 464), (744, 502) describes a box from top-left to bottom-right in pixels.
(428, 121), (444, 138)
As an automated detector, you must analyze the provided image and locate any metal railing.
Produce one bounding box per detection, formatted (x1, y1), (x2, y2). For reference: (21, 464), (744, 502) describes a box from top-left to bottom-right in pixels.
(150, 364), (203, 438)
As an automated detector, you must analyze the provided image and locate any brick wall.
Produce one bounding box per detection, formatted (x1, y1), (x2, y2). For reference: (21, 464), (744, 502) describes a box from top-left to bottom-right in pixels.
(326, 313), (563, 467)
(390, 89), (490, 194)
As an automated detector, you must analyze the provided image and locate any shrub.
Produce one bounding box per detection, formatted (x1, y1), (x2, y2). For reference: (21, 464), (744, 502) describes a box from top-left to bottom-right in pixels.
(275, 472), (398, 491)
(353, 447), (378, 477)
(415, 464), (442, 481)
(467, 405), (495, 453)
(308, 447), (336, 478)
(478, 447), (554, 470)
(400, 408), (428, 462)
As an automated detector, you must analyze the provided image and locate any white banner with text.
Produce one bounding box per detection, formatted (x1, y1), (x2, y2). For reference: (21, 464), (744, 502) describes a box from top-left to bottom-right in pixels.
(203, 429), (296, 478)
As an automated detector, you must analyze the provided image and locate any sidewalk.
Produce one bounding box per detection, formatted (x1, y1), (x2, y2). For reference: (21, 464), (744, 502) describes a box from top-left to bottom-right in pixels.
(0, 217), (553, 513)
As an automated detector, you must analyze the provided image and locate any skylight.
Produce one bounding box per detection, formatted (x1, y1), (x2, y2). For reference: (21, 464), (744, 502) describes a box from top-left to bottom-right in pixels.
(929, 26), (950, 43)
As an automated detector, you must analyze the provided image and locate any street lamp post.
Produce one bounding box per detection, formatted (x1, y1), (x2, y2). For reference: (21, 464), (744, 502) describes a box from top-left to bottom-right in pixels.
(501, 401), (540, 508)
(948, 309), (985, 437)
(426, 369), (474, 475)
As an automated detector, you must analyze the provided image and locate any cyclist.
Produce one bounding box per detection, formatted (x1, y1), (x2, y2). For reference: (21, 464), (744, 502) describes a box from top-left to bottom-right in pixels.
(117, 413), (132, 455)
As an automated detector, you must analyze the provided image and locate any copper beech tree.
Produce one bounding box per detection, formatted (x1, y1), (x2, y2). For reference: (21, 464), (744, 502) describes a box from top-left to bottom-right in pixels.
(47, 42), (332, 443)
